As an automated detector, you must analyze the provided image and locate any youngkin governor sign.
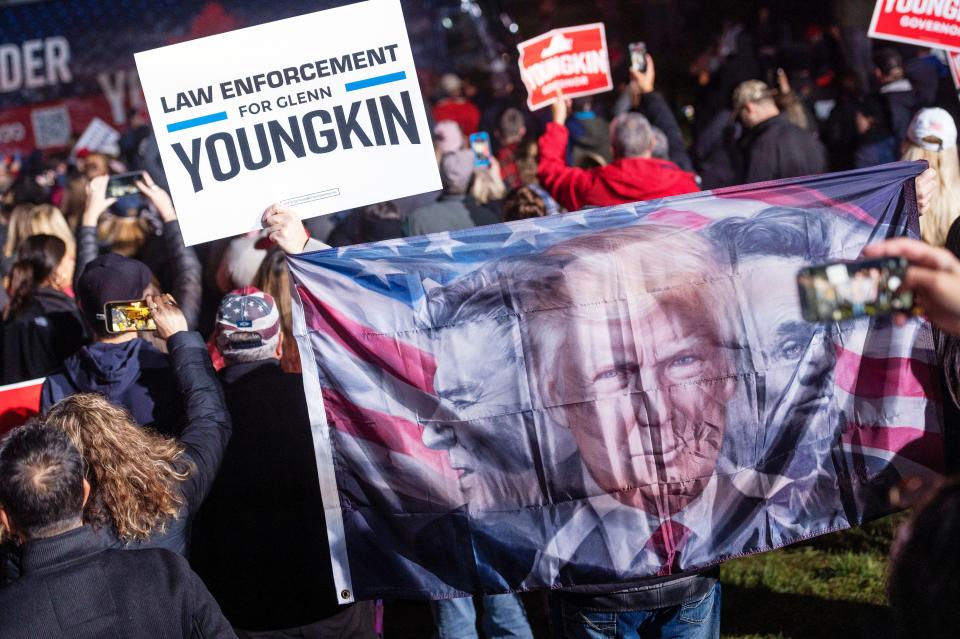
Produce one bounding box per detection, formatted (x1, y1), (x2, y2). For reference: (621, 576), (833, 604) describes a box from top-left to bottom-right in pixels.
(135, 0), (440, 246)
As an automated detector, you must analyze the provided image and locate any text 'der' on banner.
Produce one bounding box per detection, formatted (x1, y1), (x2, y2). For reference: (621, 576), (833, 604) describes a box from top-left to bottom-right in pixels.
(517, 23), (613, 111)
(135, 0), (440, 246)
(869, 0), (960, 52)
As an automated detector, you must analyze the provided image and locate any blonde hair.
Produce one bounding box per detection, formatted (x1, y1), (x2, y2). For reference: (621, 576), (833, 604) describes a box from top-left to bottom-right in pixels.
(3, 204), (76, 259)
(901, 144), (960, 246)
(470, 167), (506, 205)
(97, 214), (149, 257)
(42, 394), (192, 542)
(254, 248), (301, 373)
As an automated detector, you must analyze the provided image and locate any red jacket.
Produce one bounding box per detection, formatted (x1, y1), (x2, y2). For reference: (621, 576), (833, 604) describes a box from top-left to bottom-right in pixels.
(537, 122), (699, 211)
(432, 99), (480, 136)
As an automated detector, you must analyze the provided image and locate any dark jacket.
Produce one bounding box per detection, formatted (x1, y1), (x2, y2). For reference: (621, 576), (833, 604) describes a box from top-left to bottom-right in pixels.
(190, 360), (340, 631)
(75, 219), (202, 330)
(1, 288), (90, 384)
(877, 79), (920, 143)
(636, 91), (695, 172)
(737, 113), (829, 184)
(4, 332), (229, 583)
(0, 525), (236, 639)
(41, 337), (183, 434)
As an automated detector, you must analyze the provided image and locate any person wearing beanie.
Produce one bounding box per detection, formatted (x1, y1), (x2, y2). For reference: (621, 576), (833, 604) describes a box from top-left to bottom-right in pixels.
(732, 79), (828, 184)
(39, 252), (191, 434)
(901, 107), (960, 246)
(406, 150), (477, 237)
(189, 287), (376, 637)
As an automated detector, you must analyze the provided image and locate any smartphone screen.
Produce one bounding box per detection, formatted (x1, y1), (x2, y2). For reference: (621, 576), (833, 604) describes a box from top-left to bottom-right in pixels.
(469, 132), (491, 168)
(104, 300), (157, 333)
(629, 42), (647, 73)
(106, 171), (144, 199)
(797, 257), (912, 322)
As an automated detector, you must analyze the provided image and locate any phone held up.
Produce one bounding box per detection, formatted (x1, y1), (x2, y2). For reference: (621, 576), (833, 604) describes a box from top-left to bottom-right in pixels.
(469, 132), (491, 168)
(797, 256), (913, 323)
(629, 42), (647, 73)
(106, 171), (145, 199)
(104, 300), (157, 334)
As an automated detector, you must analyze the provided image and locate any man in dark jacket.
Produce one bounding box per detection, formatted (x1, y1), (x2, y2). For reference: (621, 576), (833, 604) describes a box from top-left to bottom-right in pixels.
(190, 288), (375, 637)
(0, 423), (236, 639)
(872, 48), (920, 144)
(40, 253), (183, 433)
(732, 80), (828, 184)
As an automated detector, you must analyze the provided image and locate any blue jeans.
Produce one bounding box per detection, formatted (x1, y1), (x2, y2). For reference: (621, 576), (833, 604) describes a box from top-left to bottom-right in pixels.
(433, 594), (534, 639)
(560, 582), (721, 639)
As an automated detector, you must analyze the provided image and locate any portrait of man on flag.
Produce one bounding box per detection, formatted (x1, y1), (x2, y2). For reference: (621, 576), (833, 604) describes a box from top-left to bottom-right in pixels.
(288, 161), (943, 602)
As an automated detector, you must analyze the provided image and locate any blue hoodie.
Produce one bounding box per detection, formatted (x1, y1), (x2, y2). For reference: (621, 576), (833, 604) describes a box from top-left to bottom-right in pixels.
(41, 338), (184, 434)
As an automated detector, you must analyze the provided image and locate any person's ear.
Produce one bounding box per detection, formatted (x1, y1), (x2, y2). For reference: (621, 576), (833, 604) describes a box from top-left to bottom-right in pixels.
(0, 507), (20, 543)
(81, 478), (91, 508)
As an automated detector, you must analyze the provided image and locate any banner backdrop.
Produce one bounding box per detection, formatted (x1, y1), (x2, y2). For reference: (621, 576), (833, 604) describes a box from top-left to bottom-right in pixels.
(0, 0), (448, 158)
(288, 161), (943, 603)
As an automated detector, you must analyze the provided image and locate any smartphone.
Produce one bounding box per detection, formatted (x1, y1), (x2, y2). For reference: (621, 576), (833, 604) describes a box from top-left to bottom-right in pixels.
(106, 171), (144, 199)
(104, 300), (157, 334)
(797, 257), (913, 323)
(629, 42), (647, 73)
(469, 131), (491, 168)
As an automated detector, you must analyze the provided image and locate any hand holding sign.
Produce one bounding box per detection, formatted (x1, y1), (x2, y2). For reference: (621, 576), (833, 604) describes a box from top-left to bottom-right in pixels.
(262, 203), (309, 254)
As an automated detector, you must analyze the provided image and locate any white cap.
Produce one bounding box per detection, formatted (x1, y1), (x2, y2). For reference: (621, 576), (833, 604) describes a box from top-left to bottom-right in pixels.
(908, 107), (958, 151)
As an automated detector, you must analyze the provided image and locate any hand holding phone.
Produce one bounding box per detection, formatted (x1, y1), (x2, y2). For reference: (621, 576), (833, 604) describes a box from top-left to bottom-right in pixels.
(797, 256), (913, 323)
(105, 299), (157, 334)
(863, 237), (960, 335)
(106, 171), (145, 199)
(469, 132), (492, 168)
(629, 42), (647, 73)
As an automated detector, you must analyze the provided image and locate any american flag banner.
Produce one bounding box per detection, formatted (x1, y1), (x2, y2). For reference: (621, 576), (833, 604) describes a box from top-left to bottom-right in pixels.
(287, 161), (943, 603)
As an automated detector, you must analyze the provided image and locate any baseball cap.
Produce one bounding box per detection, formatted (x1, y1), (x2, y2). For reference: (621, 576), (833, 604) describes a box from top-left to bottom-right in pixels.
(908, 108), (958, 151)
(76, 253), (153, 333)
(215, 287), (281, 358)
(732, 80), (776, 112)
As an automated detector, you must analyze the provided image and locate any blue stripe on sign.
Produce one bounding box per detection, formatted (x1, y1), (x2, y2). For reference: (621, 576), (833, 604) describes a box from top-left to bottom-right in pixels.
(345, 71), (407, 92)
(166, 111), (228, 133)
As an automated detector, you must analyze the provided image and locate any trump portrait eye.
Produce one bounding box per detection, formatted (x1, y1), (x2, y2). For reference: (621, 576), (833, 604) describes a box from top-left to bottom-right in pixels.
(592, 364), (637, 389)
(665, 353), (705, 379)
(779, 339), (805, 360)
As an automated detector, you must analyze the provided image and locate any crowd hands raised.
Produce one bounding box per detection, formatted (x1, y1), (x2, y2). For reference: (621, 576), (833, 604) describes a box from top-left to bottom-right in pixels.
(3, 6), (960, 639)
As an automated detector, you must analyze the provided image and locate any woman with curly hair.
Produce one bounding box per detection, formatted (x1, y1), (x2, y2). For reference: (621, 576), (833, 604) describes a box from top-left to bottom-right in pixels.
(3, 294), (230, 559)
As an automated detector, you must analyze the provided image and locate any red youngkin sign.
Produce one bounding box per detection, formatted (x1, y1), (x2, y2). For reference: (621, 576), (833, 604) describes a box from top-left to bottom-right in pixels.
(869, 0), (960, 52)
(517, 23), (612, 111)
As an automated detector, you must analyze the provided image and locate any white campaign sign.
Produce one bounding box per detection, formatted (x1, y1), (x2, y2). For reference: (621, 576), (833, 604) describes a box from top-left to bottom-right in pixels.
(135, 0), (440, 246)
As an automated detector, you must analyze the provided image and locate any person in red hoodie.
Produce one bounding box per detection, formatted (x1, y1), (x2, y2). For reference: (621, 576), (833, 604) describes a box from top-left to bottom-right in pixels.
(537, 94), (699, 211)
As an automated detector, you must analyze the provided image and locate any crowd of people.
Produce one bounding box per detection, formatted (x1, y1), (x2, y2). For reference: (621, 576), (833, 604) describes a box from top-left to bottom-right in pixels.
(2, 4), (960, 639)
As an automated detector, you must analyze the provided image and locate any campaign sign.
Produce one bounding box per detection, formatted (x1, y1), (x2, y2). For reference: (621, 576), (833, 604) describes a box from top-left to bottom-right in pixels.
(135, 0), (440, 246)
(869, 0), (960, 52)
(0, 378), (44, 438)
(517, 23), (612, 111)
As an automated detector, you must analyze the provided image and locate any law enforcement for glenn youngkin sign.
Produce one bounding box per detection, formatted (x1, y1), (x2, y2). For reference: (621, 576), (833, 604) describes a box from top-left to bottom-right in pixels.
(135, 0), (440, 246)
